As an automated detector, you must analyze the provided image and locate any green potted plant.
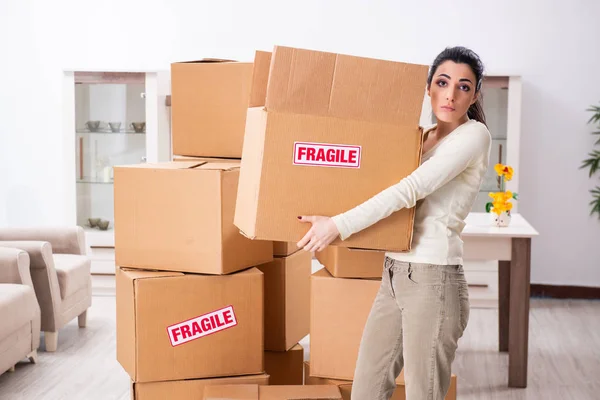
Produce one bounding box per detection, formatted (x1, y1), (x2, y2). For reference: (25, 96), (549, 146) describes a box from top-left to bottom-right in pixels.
(580, 103), (600, 219)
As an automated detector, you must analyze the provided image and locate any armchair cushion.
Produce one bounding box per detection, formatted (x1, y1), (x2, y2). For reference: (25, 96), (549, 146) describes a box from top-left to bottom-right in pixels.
(54, 254), (91, 300)
(0, 284), (39, 339)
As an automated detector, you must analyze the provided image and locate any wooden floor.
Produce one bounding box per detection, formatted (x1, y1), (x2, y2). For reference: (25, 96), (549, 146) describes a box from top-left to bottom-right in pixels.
(0, 296), (599, 400)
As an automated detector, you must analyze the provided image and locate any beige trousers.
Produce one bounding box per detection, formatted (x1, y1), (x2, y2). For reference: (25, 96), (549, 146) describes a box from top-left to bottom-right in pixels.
(351, 257), (470, 400)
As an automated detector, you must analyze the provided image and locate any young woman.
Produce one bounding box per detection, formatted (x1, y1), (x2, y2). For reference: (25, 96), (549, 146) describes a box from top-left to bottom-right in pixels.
(296, 46), (491, 399)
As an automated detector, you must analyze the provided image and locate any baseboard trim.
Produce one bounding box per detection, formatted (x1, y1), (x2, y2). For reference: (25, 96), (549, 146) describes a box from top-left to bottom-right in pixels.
(531, 284), (600, 299)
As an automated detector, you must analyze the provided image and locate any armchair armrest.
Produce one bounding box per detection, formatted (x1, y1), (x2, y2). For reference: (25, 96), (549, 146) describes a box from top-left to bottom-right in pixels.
(0, 240), (62, 331)
(0, 241), (55, 270)
(0, 227), (86, 255)
(0, 247), (33, 287)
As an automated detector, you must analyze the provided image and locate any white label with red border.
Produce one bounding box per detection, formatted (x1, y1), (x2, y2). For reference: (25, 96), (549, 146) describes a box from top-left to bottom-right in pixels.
(293, 141), (362, 168)
(167, 305), (237, 347)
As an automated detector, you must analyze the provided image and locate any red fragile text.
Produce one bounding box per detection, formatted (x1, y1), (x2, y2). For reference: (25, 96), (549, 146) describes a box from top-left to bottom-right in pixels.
(167, 305), (237, 347)
(293, 142), (361, 168)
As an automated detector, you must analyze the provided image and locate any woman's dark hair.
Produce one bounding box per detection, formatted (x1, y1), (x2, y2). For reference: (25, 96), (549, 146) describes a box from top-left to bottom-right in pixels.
(426, 46), (486, 126)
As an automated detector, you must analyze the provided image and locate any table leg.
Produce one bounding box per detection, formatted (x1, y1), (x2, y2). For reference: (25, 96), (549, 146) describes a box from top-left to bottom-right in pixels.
(508, 237), (531, 388)
(498, 260), (510, 352)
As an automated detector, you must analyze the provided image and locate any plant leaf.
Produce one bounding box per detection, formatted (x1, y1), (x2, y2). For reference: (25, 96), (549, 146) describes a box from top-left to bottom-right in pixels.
(485, 202), (493, 213)
(512, 192), (519, 200)
(587, 104), (600, 124)
(589, 186), (600, 219)
(580, 150), (600, 177)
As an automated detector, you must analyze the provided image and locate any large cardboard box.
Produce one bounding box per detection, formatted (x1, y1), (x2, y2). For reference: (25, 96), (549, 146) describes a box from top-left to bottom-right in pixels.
(264, 344), (304, 385)
(131, 374), (270, 400)
(272, 241), (299, 257)
(235, 46), (429, 252)
(114, 161), (273, 274)
(304, 362), (457, 400)
(204, 384), (342, 400)
(116, 267), (264, 382)
(316, 246), (385, 278)
(171, 60), (253, 158)
(256, 251), (311, 351)
(310, 268), (380, 380)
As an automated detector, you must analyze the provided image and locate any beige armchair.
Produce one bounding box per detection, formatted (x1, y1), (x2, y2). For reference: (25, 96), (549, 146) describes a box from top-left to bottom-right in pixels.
(0, 247), (40, 374)
(0, 227), (92, 352)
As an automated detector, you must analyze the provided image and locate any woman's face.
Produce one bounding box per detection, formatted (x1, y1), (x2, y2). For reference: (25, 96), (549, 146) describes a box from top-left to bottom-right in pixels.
(427, 60), (479, 124)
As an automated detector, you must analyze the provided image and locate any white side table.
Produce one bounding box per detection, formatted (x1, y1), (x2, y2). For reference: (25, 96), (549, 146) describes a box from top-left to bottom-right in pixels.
(462, 212), (539, 388)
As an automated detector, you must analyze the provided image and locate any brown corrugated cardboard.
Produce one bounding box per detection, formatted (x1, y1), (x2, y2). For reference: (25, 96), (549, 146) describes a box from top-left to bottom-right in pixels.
(171, 60), (253, 158)
(235, 46), (429, 252)
(249, 51), (272, 108)
(316, 246), (385, 278)
(116, 267), (264, 383)
(304, 362), (456, 400)
(114, 161), (273, 275)
(310, 268), (380, 380)
(203, 384), (343, 400)
(204, 384), (258, 400)
(132, 374), (269, 400)
(447, 375), (458, 400)
(260, 385), (342, 400)
(264, 344), (304, 385)
(272, 241), (299, 257)
(256, 251), (310, 351)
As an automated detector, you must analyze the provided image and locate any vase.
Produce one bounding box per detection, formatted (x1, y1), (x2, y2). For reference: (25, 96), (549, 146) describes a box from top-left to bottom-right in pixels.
(490, 210), (511, 227)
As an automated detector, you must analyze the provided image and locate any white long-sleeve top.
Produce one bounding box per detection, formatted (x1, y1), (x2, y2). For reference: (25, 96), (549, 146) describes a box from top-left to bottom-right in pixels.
(331, 119), (492, 266)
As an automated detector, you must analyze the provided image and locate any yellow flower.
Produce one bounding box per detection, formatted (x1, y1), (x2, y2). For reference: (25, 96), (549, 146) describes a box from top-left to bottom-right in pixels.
(494, 163), (514, 181)
(494, 164), (504, 176)
(489, 190), (513, 215)
(488, 191), (513, 203)
(491, 201), (513, 215)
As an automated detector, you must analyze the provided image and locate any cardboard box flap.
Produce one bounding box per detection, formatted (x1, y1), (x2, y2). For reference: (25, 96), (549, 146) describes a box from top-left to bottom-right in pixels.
(265, 45), (429, 126)
(312, 268), (332, 280)
(203, 384), (259, 400)
(260, 385), (342, 400)
(234, 267), (263, 277)
(250, 51), (273, 107)
(194, 161), (241, 171)
(116, 161), (208, 170)
(116, 161), (240, 172)
(120, 268), (183, 281)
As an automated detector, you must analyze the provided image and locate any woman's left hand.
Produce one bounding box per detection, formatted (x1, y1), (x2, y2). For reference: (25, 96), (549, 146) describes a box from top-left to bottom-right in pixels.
(296, 216), (340, 252)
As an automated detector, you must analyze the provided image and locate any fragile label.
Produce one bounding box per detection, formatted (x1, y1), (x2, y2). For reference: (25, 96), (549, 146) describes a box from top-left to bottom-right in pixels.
(293, 142), (361, 168)
(167, 305), (237, 347)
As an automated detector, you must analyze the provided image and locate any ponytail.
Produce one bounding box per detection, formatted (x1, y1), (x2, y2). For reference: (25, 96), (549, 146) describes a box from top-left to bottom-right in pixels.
(467, 96), (487, 126)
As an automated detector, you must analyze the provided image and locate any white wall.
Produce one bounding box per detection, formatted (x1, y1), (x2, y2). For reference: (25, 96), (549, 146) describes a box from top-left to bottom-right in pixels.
(1, 0), (599, 286)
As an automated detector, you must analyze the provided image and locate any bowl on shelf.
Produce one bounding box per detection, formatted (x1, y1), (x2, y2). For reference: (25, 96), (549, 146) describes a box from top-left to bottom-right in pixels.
(109, 122), (121, 133)
(97, 220), (110, 231)
(85, 121), (101, 132)
(131, 122), (145, 133)
(88, 217), (101, 228)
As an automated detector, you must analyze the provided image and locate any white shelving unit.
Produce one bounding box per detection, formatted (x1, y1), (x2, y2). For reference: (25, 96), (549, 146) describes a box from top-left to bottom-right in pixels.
(63, 70), (172, 294)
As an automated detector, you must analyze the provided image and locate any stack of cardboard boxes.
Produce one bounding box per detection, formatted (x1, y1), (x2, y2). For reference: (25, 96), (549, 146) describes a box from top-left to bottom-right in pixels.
(114, 57), (316, 399)
(114, 45), (458, 399)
